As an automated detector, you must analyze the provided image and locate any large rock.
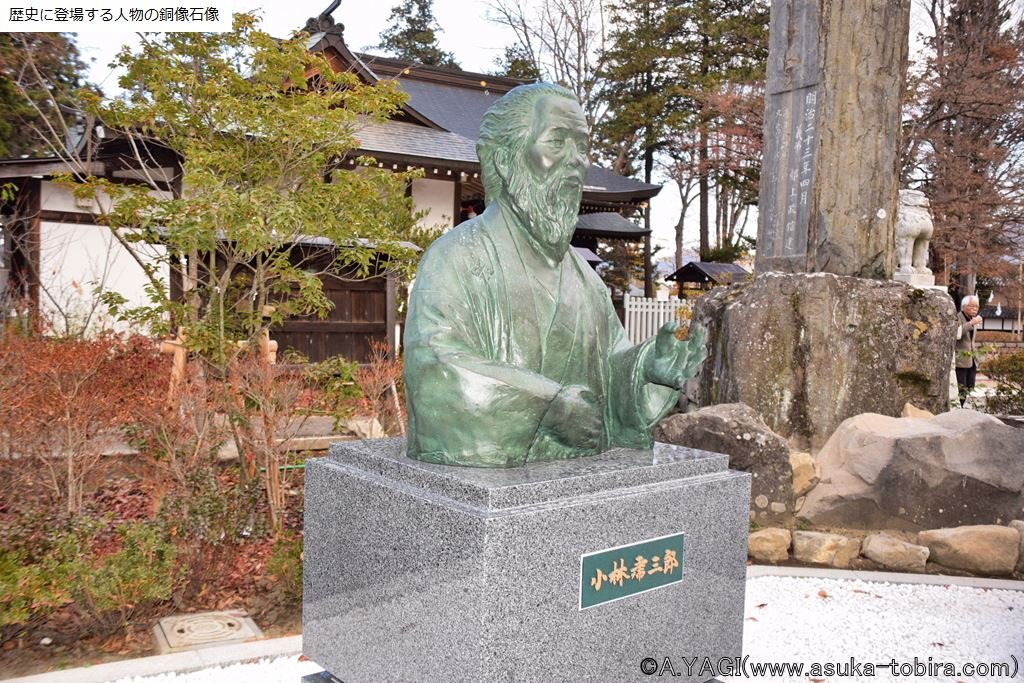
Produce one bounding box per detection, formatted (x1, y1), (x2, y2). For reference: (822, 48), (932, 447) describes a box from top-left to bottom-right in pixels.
(1011, 521), (1024, 575)
(748, 528), (792, 563)
(800, 410), (1024, 530)
(861, 533), (928, 572)
(789, 451), (819, 497)
(690, 273), (957, 450)
(918, 526), (1021, 576)
(792, 531), (861, 568)
(656, 404), (794, 524)
(901, 402), (933, 419)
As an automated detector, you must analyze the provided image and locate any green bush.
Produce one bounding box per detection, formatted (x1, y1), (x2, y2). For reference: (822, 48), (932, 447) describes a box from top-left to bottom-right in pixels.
(0, 550), (67, 638)
(305, 355), (363, 426)
(48, 519), (181, 634)
(1, 519), (180, 637)
(983, 350), (1024, 414)
(267, 532), (304, 606)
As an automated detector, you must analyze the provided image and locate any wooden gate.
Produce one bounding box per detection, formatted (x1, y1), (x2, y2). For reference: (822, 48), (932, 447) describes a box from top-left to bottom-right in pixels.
(273, 274), (397, 363)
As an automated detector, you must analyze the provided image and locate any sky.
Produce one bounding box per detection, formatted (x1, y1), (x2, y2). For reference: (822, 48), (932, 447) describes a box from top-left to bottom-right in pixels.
(69, 0), (951, 263)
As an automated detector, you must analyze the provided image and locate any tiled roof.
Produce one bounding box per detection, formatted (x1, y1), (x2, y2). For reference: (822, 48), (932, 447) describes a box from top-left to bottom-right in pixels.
(573, 246), (603, 264)
(397, 79), (499, 140)
(393, 78), (661, 198)
(353, 118), (478, 164)
(574, 212), (649, 237)
(666, 261), (751, 284)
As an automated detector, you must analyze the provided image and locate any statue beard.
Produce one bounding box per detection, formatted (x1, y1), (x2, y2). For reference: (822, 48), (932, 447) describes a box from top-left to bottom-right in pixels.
(503, 162), (583, 261)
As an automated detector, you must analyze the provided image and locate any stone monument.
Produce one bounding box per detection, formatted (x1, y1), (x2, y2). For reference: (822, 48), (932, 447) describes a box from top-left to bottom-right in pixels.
(757, 0), (911, 279)
(303, 83), (751, 683)
(692, 0), (959, 448)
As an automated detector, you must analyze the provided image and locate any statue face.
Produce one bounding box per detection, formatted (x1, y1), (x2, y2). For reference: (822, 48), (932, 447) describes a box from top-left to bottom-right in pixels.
(526, 96), (590, 186)
(498, 94), (589, 261)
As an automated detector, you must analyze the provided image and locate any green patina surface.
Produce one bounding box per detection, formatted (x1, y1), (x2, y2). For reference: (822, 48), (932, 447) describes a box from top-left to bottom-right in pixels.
(404, 84), (707, 467)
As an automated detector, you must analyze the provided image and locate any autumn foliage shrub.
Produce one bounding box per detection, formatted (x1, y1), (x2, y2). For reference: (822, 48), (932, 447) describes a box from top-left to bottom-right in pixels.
(354, 341), (405, 435)
(0, 332), (168, 512)
(983, 349), (1024, 414)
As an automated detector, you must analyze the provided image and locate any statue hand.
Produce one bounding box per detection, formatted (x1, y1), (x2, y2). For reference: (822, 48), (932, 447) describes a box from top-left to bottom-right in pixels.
(644, 323), (708, 389)
(543, 385), (603, 450)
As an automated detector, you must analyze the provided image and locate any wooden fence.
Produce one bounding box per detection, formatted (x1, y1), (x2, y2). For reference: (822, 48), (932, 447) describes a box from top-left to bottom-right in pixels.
(622, 295), (691, 344)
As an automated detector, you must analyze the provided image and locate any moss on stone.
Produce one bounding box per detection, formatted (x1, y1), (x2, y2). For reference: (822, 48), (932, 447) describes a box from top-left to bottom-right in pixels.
(894, 370), (931, 389)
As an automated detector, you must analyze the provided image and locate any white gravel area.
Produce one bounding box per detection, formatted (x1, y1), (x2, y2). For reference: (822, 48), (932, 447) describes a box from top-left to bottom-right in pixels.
(725, 576), (1024, 682)
(106, 576), (1024, 683)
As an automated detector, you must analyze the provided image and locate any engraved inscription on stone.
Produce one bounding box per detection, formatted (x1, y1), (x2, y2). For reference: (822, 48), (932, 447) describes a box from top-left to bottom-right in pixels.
(758, 0), (822, 271)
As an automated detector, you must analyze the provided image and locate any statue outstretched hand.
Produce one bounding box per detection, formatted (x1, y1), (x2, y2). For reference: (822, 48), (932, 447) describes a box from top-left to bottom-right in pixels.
(643, 322), (708, 389)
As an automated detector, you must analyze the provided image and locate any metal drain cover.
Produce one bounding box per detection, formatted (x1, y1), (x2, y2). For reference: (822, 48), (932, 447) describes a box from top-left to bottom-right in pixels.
(154, 610), (264, 653)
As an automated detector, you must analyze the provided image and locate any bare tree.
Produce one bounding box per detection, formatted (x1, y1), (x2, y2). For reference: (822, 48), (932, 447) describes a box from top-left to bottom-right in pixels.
(487, 0), (609, 129)
(902, 0), (1024, 292)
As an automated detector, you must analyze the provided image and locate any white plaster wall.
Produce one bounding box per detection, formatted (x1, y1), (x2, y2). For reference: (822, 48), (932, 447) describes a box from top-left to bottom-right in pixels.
(411, 178), (455, 231)
(40, 180), (110, 214)
(41, 179), (172, 214)
(38, 221), (168, 335)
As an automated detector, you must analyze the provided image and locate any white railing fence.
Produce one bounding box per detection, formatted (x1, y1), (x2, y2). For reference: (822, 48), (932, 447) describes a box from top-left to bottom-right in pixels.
(622, 295), (691, 344)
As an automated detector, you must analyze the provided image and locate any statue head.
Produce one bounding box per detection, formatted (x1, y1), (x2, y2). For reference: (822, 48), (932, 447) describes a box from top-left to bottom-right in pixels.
(899, 188), (930, 208)
(477, 83), (590, 260)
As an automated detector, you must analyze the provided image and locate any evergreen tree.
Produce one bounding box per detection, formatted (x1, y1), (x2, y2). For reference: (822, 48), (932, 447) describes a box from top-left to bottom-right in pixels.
(596, 0), (768, 265)
(597, 239), (648, 299)
(375, 0), (460, 69)
(0, 33), (93, 157)
(492, 45), (541, 81)
(674, 0), (768, 261)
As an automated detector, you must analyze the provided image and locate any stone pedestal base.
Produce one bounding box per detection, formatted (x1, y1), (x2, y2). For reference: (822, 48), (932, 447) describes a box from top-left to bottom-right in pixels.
(893, 271), (937, 288)
(303, 439), (750, 683)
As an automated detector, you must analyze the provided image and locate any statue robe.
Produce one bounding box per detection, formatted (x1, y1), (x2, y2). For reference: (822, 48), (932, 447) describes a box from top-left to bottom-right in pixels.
(404, 209), (678, 467)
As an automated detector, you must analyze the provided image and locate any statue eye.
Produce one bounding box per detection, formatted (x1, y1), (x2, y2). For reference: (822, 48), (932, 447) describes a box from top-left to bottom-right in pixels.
(546, 137), (565, 150)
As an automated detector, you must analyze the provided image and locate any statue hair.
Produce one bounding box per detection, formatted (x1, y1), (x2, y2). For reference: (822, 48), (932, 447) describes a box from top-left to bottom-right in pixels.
(476, 83), (578, 203)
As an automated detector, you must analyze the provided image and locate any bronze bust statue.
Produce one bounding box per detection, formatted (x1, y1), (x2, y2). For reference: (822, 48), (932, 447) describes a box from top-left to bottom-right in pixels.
(404, 83), (706, 467)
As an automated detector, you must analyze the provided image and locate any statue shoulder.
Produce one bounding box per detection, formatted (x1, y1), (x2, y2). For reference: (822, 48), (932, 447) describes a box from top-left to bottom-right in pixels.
(417, 216), (500, 281)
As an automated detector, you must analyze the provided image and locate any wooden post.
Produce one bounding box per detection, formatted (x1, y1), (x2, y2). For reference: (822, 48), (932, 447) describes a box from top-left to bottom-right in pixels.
(260, 305), (278, 365)
(158, 326), (187, 403)
(385, 274), (398, 357)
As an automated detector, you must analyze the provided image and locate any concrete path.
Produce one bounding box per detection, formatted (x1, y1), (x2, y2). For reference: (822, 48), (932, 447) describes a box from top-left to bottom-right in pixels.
(6, 566), (1020, 683)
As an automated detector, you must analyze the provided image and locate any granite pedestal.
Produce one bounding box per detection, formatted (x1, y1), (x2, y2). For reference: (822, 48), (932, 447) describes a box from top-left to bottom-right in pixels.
(303, 439), (750, 682)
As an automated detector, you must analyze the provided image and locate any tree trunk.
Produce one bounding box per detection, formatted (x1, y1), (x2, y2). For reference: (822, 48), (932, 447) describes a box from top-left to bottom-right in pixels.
(699, 125), (710, 261)
(643, 145), (655, 297)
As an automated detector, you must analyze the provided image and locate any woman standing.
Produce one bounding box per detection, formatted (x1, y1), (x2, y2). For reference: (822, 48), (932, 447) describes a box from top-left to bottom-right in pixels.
(955, 295), (984, 407)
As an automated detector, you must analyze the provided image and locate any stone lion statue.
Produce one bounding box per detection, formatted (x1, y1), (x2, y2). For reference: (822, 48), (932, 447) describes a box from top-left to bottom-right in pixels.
(896, 189), (934, 276)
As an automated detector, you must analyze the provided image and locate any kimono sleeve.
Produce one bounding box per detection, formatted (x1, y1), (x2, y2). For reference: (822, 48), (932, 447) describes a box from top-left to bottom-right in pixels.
(603, 297), (679, 449)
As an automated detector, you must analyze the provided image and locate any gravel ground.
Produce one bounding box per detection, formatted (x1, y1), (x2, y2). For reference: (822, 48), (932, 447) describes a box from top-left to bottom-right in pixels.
(725, 576), (1024, 682)
(108, 576), (1024, 683)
